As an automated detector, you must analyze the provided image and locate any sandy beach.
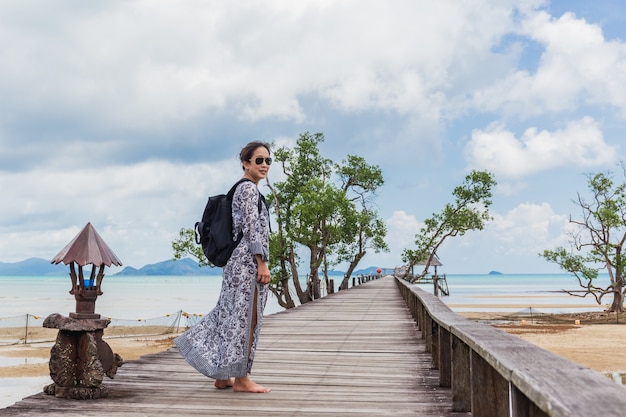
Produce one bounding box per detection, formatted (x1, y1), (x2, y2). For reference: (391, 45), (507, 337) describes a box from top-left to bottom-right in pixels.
(459, 310), (626, 373)
(0, 332), (178, 379)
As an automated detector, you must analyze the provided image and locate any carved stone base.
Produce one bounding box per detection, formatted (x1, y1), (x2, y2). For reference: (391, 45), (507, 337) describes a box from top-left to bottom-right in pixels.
(43, 313), (123, 400)
(43, 383), (109, 400)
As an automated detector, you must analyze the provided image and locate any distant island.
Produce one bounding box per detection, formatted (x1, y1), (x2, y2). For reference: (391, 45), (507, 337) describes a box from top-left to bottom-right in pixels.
(0, 257), (382, 277)
(113, 258), (215, 276)
(0, 257), (216, 276)
(0, 257), (69, 276)
(488, 270), (503, 275)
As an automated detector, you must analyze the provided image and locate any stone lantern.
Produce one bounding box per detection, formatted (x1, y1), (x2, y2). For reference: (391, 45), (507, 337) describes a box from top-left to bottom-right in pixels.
(43, 222), (124, 399)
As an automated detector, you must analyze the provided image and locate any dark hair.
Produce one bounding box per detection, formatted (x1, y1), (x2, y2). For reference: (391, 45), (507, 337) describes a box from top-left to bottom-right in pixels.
(239, 141), (271, 170)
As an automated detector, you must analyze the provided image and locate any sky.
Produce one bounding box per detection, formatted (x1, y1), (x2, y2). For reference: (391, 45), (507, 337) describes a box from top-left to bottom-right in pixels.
(1, 0), (626, 275)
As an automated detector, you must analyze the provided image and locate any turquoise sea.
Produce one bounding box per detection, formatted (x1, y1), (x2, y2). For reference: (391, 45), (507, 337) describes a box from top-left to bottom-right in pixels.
(0, 272), (613, 408)
(436, 273), (610, 313)
(0, 274), (282, 320)
(0, 272), (610, 321)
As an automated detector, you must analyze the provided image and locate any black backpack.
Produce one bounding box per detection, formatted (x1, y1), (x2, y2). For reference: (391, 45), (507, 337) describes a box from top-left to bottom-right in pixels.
(194, 178), (266, 267)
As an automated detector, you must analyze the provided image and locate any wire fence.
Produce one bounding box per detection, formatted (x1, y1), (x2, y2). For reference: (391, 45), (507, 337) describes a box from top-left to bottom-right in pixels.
(0, 311), (203, 346)
(466, 307), (623, 325)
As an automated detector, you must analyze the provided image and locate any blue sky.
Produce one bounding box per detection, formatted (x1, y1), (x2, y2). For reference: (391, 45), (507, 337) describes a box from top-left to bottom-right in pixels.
(1, 0), (626, 274)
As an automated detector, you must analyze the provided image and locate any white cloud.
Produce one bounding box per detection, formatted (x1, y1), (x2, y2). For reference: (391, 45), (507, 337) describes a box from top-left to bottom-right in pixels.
(525, 11), (626, 111)
(464, 117), (618, 178)
(367, 202), (571, 274)
(473, 11), (626, 116)
(0, 160), (243, 266)
(364, 210), (422, 268)
(487, 202), (569, 256)
(1, 2), (625, 142)
(2, 2), (624, 168)
(0, 1), (531, 130)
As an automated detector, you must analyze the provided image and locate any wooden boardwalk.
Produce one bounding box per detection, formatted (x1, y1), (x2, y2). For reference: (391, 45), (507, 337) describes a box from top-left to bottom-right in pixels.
(1, 276), (468, 416)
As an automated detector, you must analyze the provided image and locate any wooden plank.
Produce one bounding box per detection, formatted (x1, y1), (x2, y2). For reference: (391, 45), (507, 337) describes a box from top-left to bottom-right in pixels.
(0, 277), (469, 417)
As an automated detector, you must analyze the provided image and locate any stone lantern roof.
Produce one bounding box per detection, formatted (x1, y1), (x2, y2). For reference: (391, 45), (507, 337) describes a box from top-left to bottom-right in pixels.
(51, 222), (122, 267)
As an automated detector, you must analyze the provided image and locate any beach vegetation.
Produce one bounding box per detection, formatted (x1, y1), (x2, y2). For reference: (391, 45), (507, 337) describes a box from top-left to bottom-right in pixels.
(267, 132), (388, 307)
(541, 165), (626, 313)
(401, 170), (496, 282)
(171, 228), (206, 267)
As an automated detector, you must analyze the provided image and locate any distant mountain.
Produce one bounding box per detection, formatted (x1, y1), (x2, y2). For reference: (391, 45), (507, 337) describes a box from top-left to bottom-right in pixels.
(316, 267), (382, 277)
(115, 262), (381, 277)
(0, 257), (383, 277)
(354, 266), (383, 275)
(0, 257), (68, 276)
(0, 257), (215, 276)
(113, 258), (217, 276)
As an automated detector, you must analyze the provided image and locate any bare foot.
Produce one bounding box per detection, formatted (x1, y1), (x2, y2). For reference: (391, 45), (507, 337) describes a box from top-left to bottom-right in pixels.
(214, 378), (234, 389)
(233, 376), (271, 393)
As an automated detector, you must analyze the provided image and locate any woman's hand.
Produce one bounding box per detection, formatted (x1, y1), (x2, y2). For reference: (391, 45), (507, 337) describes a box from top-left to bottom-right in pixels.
(256, 256), (271, 285)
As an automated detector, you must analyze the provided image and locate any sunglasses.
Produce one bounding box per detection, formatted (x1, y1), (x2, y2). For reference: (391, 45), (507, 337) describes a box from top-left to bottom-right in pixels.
(251, 157), (272, 165)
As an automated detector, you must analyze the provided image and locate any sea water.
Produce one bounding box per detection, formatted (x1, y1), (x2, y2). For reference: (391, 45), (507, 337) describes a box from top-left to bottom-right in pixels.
(0, 275), (285, 320)
(0, 273), (610, 320)
(433, 273), (610, 313)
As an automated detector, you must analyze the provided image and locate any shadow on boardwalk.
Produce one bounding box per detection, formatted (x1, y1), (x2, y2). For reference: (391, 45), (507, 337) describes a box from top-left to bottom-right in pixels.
(1, 276), (468, 416)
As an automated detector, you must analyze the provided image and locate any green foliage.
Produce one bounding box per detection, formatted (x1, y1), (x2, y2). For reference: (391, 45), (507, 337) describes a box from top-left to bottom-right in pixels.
(402, 170), (496, 279)
(171, 227), (211, 267)
(271, 132), (388, 302)
(541, 167), (626, 312)
(541, 248), (598, 282)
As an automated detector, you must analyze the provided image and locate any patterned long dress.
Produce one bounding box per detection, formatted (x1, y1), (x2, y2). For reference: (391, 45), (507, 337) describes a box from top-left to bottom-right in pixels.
(174, 180), (270, 379)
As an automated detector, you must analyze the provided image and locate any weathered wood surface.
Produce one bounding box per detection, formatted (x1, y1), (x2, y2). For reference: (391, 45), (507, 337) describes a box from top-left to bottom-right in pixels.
(396, 278), (626, 417)
(1, 276), (468, 416)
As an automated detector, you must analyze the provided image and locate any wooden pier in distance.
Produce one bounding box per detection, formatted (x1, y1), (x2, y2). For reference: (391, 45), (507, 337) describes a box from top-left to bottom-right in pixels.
(0, 276), (465, 417)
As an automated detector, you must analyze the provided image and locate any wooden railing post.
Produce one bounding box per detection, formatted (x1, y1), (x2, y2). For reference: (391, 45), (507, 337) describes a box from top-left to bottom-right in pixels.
(431, 321), (440, 369)
(451, 336), (471, 412)
(423, 308), (432, 352)
(511, 385), (548, 417)
(471, 351), (509, 417)
(439, 328), (451, 387)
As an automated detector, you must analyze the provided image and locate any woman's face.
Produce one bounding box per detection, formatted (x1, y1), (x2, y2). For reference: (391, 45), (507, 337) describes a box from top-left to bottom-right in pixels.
(244, 146), (271, 183)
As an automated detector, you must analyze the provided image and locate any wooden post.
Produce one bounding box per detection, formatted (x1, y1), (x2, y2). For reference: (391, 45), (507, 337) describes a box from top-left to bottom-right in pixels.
(24, 314), (29, 345)
(439, 328), (451, 387)
(471, 351), (509, 417)
(424, 313), (432, 353)
(511, 385), (548, 417)
(451, 336), (471, 412)
(431, 321), (440, 369)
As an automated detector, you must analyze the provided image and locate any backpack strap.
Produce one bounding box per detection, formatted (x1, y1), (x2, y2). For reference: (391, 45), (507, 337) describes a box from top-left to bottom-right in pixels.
(229, 178), (268, 214)
(227, 178), (253, 200)
(229, 177), (270, 227)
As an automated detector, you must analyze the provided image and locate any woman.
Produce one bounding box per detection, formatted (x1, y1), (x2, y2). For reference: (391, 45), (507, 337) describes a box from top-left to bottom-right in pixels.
(175, 141), (272, 393)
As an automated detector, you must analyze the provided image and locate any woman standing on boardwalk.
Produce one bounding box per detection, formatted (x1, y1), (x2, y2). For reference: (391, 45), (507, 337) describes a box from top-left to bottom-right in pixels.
(175, 141), (272, 393)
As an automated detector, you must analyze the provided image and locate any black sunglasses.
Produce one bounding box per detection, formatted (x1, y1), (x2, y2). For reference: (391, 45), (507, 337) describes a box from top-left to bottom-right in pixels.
(251, 157), (272, 165)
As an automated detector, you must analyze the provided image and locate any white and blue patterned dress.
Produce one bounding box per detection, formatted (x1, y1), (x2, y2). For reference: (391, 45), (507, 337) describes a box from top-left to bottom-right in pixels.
(175, 180), (270, 379)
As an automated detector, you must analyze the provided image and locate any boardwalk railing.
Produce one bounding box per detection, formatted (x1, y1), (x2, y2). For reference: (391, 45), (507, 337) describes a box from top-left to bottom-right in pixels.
(395, 277), (626, 417)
